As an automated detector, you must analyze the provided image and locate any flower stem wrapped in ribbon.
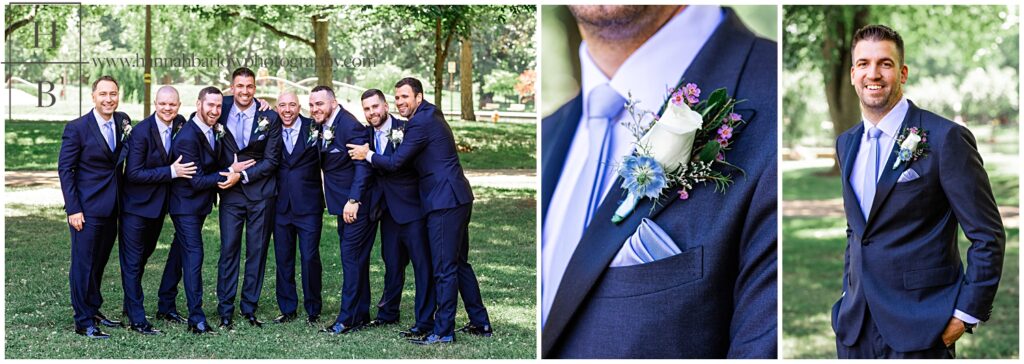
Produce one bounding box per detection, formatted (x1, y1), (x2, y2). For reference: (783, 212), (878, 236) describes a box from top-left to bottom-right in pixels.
(611, 83), (746, 224)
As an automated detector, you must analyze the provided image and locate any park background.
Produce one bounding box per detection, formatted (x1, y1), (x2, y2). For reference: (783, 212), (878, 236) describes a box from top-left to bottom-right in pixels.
(3, 4), (536, 359)
(781, 5), (1019, 359)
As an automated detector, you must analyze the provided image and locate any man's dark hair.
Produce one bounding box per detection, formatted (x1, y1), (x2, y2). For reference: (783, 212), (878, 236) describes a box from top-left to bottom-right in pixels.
(394, 77), (423, 95)
(852, 24), (905, 65)
(92, 75), (119, 92)
(361, 88), (386, 102)
(231, 67), (256, 82)
(311, 85), (336, 99)
(198, 86), (222, 101)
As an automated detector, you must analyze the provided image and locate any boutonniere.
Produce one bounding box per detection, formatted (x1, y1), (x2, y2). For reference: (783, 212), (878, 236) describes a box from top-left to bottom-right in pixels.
(388, 127), (405, 147)
(213, 123), (226, 140)
(256, 116), (270, 133)
(172, 121), (183, 139)
(611, 83), (747, 224)
(322, 123), (336, 143)
(120, 119), (133, 141)
(307, 123), (320, 144)
(892, 126), (929, 170)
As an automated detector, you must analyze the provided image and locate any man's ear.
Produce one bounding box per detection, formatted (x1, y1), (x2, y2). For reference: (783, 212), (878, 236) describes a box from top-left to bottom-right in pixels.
(900, 64), (909, 84)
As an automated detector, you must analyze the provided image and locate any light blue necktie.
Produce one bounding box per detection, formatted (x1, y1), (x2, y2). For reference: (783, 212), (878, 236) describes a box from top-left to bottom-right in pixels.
(234, 112), (246, 149)
(583, 84), (625, 228)
(102, 121), (115, 152)
(375, 130), (385, 154)
(284, 128), (294, 154)
(861, 127), (882, 220)
(162, 128), (171, 155)
(207, 128), (215, 150)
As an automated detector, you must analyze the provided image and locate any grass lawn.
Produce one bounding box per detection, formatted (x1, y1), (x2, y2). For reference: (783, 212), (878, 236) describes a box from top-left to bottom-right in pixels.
(4, 187), (536, 359)
(781, 216), (1019, 358)
(4, 119), (536, 171)
(782, 166), (1019, 206)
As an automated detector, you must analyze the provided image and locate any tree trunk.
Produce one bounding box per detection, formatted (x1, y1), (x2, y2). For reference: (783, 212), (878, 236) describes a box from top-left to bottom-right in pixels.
(312, 14), (332, 87)
(433, 17), (458, 108)
(459, 33), (475, 121)
(143, 5), (152, 116)
(822, 6), (869, 175)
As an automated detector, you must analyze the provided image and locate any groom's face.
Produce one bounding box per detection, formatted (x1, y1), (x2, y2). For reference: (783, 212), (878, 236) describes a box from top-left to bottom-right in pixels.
(309, 91), (338, 124)
(394, 85), (422, 119)
(851, 39), (908, 114)
(362, 94), (388, 128)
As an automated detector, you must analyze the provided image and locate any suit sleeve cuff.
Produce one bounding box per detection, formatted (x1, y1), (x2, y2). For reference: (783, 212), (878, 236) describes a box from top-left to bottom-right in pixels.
(241, 171), (249, 184)
(169, 165), (178, 179)
(367, 151), (375, 164)
(954, 309), (980, 324)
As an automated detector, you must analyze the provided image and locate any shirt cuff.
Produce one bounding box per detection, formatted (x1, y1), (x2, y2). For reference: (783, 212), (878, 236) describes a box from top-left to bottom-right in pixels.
(367, 151), (375, 164)
(954, 310), (980, 325)
(241, 171), (250, 184)
(169, 165), (177, 179)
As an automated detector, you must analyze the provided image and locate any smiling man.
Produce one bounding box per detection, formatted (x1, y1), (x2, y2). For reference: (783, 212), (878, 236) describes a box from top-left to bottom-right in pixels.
(832, 24), (1005, 359)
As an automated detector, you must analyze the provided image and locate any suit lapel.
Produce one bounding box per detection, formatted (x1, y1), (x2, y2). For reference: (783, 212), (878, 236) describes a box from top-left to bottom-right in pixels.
(84, 111), (115, 160)
(841, 124), (867, 234)
(865, 102), (920, 229)
(289, 120), (307, 163)
(148, 115), (170, 161)
(540, 95), (582, 219)
(542, 8), (758, 355)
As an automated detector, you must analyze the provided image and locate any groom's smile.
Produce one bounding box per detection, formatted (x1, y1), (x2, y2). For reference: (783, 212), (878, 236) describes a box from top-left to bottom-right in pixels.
(850, 38), (907, 121)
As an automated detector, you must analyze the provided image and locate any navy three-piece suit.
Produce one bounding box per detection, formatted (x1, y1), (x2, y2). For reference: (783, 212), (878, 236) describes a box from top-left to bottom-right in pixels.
(832, 101), (1004, 357)
(366, 115), (435, 330)
(319, 106), (376, 327)
(541, 9), (778, 358)
(120, 113), (186, 326)
(216, 96), (282, 319)
(368, 100), (490, 338)
(59, 109), (130, 330)
(273, 116), (325, 318)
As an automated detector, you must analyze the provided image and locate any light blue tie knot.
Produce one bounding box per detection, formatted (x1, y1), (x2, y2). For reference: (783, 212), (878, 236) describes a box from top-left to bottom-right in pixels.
(867, 126), (882, 140)
(588, 83), (626, 121)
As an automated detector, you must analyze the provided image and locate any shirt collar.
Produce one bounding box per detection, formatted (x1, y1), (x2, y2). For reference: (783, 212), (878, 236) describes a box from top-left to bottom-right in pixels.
(155, 116), (172, 134)
(282, 119), (300, 131)
(230, 100), (257, 121)
(375, 115), (392, 132)
(93, 108), (114, 126)
(192, 117), (212, 134)
(861, 97), (909, 138)
(580, 5), (723, 119)
(325, 106), (340, 129)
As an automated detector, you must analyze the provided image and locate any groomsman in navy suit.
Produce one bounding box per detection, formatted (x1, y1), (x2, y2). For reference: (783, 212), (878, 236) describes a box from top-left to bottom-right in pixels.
(348, 78), (492, 345)
(310, 85), (375, 335)
(359, 89), (436, 337)
(832, 25), (1004, 359)
(169, 86), (247, 334)
(215, 67), (282, 329)
(270, 92), (325, 325)
(120, 86), (197, 335)
(59, 75), (131, 338)
(541, 6), (777, 358)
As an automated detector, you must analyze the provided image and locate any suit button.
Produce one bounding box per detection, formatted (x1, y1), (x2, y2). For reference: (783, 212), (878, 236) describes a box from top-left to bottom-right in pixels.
(862, 239), (871, 246)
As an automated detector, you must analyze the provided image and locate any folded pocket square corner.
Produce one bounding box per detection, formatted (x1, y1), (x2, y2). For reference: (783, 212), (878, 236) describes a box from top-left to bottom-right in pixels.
(329, 148), (342, 153)
(897, 168), (920, 183)
(609, 218), (682, 267)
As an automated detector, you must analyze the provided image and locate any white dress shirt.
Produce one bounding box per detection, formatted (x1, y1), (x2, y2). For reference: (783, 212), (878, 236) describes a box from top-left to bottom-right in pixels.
(541, 5), (725, 327)
(93, 108), (115, 149)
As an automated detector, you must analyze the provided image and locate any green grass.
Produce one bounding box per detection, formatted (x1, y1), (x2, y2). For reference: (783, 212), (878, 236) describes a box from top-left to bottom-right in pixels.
(4, 119), (536, 171)
(4, 187), (536, 359)
(781, 216), (1019, 359)
(783, 166), (1019, 206)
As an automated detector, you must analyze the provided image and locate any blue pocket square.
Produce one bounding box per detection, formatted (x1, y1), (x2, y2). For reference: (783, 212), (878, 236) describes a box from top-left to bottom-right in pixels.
(257, 134), (266, 141)
(609, 218), (682, 267)
(897, 168), (920, 183)
(329, 148), (342, 154)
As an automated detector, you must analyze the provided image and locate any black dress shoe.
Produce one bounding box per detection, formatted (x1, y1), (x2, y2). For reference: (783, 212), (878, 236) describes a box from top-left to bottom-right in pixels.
(457, 322), (493, 337)
(188, 321), (216, 335)
(155, 311), (187, 324)
(93, 313), (123, 328)
(273, 312), (297, 324)
(319, 321), (364, 335)
(128, 323), (163, 335)
(366, 318), (398, 328)
(75, 325), (110, 339)
(307, 314), (320, 325)
(218, 317), (234, 330)
(409, 334), (454, 345)
(399, 326), (428, 339)
(242, 313), (263, 327)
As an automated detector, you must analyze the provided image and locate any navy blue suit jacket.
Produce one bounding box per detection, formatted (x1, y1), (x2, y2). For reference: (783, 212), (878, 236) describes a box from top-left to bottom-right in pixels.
(367, 115), (424, 224)
(276, 116), (325, 215)
(368, 101), (473, 213)
(123, 114), (186, 219)
(169, 119), (227, 216)
(541, 8), (777, 358)
(59, 109), (131, 218)
(832, 100), (1004, 352)
(218, 96), (282, 203)
(319, 106), (372, 215)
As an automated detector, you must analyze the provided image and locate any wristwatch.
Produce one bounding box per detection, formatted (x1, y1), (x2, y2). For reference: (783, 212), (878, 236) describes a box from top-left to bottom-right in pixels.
(964, 321), (977, 334)
(347, 199), (361, 205)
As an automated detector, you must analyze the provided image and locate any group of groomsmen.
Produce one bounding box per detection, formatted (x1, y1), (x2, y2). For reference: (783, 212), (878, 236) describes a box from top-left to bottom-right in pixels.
(58, 67), (494, 345)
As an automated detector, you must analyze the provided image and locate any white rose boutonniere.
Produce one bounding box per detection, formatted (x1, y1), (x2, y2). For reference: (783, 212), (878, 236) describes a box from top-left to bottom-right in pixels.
(256, 116), (270, 132)
(389, 128), (405, 147)
(121, 119), (133, 141)
(892, 126), (929, 170)
(323, 129), (334, 142)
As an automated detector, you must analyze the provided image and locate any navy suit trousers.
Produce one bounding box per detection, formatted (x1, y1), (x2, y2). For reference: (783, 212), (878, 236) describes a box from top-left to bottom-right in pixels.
(171, 214), (209, 325)
(375, 210), (435, 330)
(157, 228), (184, 315)
(331, 212), (375, 326)
(427, 202), (490, 337)
(217, 198), (275, 317)
(273, 211), (323, 317)
(118, 212), (163, 325)
(69, 215), (117, 329)
(837, 307), (954, 359)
